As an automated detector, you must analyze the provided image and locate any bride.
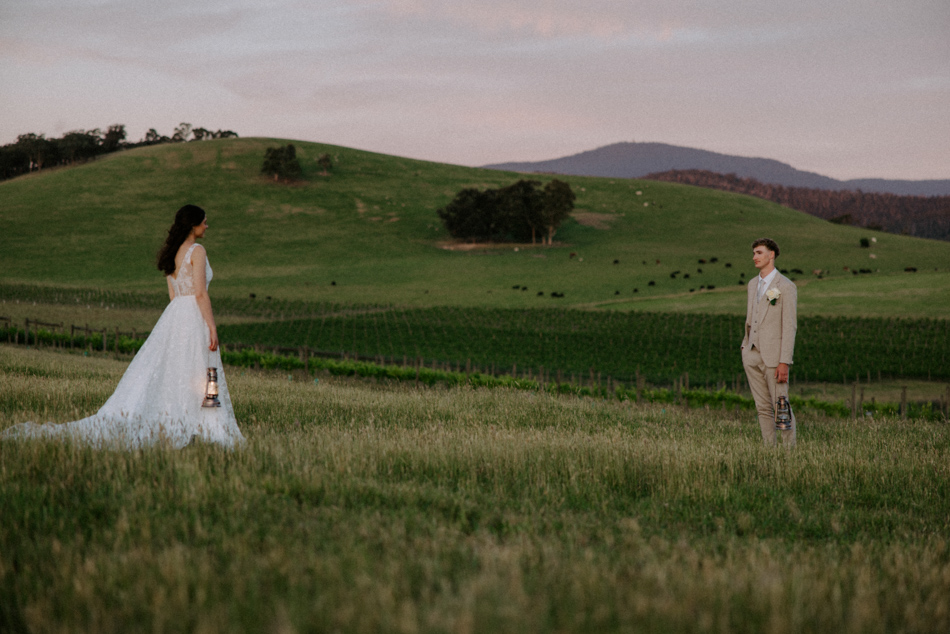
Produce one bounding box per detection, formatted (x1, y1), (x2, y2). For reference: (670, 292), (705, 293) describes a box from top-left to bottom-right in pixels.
(2, 205), (246, 449)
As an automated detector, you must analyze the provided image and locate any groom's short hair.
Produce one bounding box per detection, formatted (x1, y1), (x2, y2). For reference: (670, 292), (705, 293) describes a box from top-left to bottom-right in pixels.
(751, 238), (780, 258)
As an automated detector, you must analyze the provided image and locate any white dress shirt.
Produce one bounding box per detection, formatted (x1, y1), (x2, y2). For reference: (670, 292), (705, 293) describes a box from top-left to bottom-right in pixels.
(756, 268), (778, 301)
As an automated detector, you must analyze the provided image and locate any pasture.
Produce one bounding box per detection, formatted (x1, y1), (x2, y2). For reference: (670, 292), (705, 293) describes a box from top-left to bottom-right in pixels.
(2, 345), (949, 633)
(2, 138), (949, 632)
(1, 138), (948, 313)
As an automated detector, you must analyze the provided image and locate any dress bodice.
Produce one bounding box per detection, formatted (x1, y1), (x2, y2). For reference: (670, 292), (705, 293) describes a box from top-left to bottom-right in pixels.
(169, 243), (212, 297)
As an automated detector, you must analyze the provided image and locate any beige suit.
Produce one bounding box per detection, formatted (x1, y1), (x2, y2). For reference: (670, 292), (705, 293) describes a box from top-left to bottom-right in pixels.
(741, 272), (798, 445)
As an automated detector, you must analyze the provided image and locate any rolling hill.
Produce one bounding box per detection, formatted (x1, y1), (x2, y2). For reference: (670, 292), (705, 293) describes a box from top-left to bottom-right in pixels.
(1, 137), (948, 318)
(483, 142), (950, 196)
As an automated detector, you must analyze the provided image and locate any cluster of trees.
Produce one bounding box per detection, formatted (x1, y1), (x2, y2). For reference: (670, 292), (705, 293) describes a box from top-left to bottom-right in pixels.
(261, 144), (303, 182)
(260, 145), (333, 182)
(0, 122), (238, 182)
(438, 179), (576, 244)
(645, 169), (950, 242)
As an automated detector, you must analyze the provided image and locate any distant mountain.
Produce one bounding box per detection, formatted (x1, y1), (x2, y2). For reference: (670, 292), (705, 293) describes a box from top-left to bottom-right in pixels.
(483, 142), (950, 197)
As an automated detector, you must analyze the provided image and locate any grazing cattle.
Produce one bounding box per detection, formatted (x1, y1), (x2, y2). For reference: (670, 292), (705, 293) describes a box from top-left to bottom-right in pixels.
(569, 252), (577, 259)
(537, 291), (544, 296)
(725, 263), (732, 268)
(683, 273), (690, 279)
(633, 288), (639, 293)
(697, 268), (703, 273)
(812, 269), (822, 275)
(707, 285), (716, 290)
(613, 259), (620, 264)
(615, 290), (620, 295)
(648, 281), (656, 286)
(512, 285), (521, 289)
(249, 293), (256, 299)
(710, 257), (719, 263)
(698, 258), (706, 264)
(791, 268), (804, 274)
(905, 267), (917, 272)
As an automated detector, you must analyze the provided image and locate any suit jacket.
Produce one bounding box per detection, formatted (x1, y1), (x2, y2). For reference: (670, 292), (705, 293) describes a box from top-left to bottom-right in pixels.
(741, 272), (798, 367)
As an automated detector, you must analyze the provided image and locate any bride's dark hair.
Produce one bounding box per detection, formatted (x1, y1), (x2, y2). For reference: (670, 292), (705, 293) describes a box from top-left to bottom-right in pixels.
(156, 204), (206, 275)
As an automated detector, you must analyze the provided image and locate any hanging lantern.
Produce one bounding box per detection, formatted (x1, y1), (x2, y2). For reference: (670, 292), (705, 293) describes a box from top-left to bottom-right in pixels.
(775, 395), (792, 430)
(202, 367), (221, 408)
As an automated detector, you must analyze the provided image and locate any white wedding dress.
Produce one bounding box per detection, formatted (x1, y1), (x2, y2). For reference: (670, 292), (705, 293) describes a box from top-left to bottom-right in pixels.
(1, 243), (246, 449)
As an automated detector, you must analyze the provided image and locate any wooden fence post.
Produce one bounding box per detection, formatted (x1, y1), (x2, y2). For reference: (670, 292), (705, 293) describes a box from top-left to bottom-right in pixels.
(901, 386), (908, 420)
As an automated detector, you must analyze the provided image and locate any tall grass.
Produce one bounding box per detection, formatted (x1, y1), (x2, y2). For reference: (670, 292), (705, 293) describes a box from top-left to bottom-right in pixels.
(1, 345), (949, 633)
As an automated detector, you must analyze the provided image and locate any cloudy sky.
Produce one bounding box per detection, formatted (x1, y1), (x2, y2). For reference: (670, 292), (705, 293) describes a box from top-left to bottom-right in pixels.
(2, 0), (948, 180)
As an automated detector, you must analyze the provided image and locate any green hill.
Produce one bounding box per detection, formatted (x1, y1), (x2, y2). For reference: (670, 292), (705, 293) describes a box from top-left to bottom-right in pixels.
(1, 137), (947, 317)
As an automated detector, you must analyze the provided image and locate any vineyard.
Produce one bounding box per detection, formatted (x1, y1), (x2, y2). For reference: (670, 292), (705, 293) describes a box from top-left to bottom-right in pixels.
(216, 306), (950, 386)
(3, 282), (948, 388)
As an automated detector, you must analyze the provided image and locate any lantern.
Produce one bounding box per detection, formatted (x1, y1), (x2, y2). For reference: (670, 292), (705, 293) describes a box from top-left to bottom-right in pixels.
(774, 395), (792, 430)
(202, 367), (221, 408)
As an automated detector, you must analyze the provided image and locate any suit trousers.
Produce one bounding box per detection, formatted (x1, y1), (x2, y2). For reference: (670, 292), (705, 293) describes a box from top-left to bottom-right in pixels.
(742, 346), (796, 446)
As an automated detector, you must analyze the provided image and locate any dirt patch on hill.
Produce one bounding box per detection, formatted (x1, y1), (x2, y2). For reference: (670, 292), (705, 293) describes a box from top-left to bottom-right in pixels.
(572, 212), (615, 230)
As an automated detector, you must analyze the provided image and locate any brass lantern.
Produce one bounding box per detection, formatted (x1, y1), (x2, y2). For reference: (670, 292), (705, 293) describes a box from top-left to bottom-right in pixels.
(775, 395), (792, 430)
(202, 367), (221, 408)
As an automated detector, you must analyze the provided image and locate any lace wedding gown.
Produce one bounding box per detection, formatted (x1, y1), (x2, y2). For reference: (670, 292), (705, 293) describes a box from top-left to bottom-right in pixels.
(1, 243), (246, 449)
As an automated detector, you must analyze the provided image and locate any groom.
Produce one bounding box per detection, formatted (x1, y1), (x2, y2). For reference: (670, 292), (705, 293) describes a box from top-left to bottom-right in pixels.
(740, 238), (798, 446)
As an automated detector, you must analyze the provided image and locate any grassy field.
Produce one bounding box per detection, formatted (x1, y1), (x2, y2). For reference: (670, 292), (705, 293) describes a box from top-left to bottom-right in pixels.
(2, 345), (949, 633)
(2, 138), (948, 315)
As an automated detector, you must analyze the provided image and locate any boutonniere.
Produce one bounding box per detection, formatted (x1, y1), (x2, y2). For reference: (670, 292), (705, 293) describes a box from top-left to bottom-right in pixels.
(766, 288), (781, 305)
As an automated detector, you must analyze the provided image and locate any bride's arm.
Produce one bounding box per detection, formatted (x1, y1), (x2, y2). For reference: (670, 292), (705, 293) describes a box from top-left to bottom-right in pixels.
(167, 276), (176, 301)
(190, 245), (219, 352)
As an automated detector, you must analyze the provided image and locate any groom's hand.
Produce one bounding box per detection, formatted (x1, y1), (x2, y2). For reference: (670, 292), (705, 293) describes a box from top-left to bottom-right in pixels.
(775, 363), (789, 384)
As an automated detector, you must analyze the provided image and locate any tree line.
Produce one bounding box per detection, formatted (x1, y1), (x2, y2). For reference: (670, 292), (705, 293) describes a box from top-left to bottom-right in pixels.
(644, 169), (950, 242)
(438, 179), (576, 244)
(0, 123), (238, 182)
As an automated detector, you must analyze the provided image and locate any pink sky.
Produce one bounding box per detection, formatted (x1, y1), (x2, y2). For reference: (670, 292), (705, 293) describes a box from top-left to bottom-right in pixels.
(1, 0), (948, 180)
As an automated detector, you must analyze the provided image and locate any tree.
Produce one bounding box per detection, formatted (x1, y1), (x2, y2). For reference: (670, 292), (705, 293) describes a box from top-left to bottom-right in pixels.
(499, 179), (543, 243)
(0, 144), (30, 179)
(15, 133), (53, 171)
(540, 179), (576, 244)
(59, 129), (101, 163)
(171, 122), (192, 142)
(437, 178), (576, 243)
(260, 144), (303, 182)
(101, 124), (126, 152)
(143, 128), (169, 145)
(317, 153), (333, 175)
